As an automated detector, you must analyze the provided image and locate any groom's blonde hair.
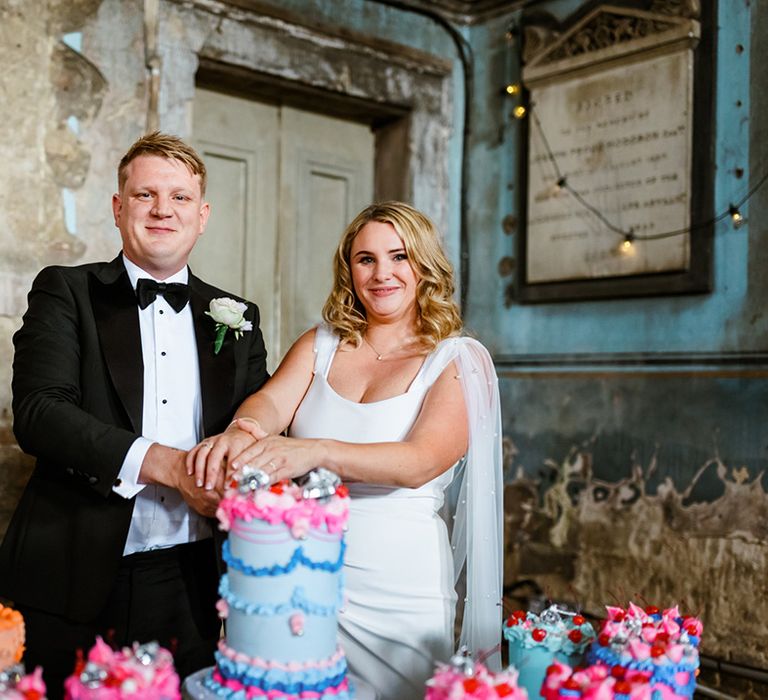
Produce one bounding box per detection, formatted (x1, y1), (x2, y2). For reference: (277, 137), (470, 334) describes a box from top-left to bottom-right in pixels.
(322, 201), (462, 350)
(118, 131), (207, 196)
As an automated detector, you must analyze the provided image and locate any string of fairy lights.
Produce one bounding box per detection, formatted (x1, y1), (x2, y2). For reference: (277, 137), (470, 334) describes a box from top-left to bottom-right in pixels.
(503, 81), (768, 254)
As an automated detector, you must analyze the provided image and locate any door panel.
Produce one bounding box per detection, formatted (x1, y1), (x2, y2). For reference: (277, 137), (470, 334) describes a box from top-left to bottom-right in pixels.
(193, 91), (374, 368)
(279, 107), (374, 351)
(192, 89), (279, 367)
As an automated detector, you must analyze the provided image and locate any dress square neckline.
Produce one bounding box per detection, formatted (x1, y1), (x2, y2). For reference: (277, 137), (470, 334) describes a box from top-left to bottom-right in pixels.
(320, 334), (432, 407)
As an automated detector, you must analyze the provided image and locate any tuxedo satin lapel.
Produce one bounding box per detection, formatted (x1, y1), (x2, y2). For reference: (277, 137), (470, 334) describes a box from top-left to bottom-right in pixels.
(90, 259), (143, 432)
(190, 277), (236, 436)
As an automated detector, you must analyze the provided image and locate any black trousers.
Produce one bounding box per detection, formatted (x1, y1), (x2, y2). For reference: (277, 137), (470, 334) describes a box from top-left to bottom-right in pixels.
(19, 539), (220, 700)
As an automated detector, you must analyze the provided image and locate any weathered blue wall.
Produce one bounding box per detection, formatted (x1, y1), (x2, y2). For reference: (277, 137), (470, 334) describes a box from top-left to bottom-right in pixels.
(458, 0), (768, 683)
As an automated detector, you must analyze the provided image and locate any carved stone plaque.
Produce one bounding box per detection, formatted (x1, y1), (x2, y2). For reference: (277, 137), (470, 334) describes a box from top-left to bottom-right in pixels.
(517, 4), (713, 302)
(527, 49), (693, 282)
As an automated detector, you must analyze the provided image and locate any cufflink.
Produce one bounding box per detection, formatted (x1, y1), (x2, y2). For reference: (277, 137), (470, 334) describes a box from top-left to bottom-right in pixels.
(114, 478), (122, 487)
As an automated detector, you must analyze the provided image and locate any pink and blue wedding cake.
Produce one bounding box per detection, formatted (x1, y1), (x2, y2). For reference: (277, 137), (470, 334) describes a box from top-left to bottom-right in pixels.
(503, 604), (595, 699)
(584, 603), (702, 699)
(203, 468), (351, 700)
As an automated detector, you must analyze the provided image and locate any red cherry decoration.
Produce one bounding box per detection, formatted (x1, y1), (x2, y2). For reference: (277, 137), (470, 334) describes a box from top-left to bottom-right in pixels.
(336, 484), (349, 497)
(598, 633), (611, 646)
(546, 664), (560, 675)
(613, 611), (626, 622)
(532, 628), (547, 642)
(645, 605), (660, 615)
(655, 632), (669, 643)
(650, 645), (665, 658)
(505, 615), (518, 627)
(462, 678), (480, 693)
(615, 680), (632, 693)
(495, 683), (514, 697)
(611, 665), (625, 678)
(563, 678), (581, 690)
(573, 615), (586, 625)
(513, 609), (527, 620)
(568, 629), (583, 643)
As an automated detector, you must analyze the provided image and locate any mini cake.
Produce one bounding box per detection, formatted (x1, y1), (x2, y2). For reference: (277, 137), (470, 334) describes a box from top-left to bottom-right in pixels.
(541, 660), (661, 700)
(64, 637), (180, 700)
(503, 604), (595, 699)
(0, 605), (24, 672)
(425, 651), (528, 700)
(0, 666), (47, 700)
(204, 468), (351, 700)
(586, 602), (702, 699)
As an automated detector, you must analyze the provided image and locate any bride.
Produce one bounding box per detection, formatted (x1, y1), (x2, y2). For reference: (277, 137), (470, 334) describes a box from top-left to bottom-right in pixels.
(189, 201), (503, 699)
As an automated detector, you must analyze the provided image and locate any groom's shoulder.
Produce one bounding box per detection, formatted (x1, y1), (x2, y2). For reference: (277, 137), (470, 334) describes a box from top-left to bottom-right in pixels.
(32, 258), (120, 287)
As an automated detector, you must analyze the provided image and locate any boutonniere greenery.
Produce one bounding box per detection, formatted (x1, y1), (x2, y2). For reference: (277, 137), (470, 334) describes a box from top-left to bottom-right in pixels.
(205, 297), (253, 354)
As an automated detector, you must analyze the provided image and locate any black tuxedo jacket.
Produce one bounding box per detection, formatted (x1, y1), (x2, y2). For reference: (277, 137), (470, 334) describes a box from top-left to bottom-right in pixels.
(0, 255), (269, 622)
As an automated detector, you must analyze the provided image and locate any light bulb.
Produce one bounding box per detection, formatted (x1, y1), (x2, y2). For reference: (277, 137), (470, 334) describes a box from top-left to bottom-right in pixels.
(729, 204), (745, 228)
(616, 233), (636, 256)
(505, 83), (521, 96)
(512, 105), (527, 119)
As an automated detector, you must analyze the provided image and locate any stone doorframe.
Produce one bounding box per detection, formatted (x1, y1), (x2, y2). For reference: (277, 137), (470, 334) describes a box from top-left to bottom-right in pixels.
(157, 0), (455, 236)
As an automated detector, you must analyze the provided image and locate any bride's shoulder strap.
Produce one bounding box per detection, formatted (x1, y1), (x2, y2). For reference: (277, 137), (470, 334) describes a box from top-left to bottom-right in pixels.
(312, 322), (341, 377)
(420, 336), (496, 388)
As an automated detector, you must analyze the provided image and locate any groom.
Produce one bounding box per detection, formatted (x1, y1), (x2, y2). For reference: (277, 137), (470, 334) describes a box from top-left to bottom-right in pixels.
(0, 133), (268, 697)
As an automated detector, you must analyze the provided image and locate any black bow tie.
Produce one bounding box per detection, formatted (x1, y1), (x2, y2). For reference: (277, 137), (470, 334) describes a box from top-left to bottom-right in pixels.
(136, 278), (190, 313)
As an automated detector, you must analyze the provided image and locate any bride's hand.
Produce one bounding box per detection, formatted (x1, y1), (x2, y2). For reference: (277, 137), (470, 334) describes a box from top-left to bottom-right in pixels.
(230, 435), (325, 484)
(187, 418), (268, 491)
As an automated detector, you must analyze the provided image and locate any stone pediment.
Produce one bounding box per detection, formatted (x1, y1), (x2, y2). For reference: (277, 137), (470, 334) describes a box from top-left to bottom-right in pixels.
(523, 3), (701, 84)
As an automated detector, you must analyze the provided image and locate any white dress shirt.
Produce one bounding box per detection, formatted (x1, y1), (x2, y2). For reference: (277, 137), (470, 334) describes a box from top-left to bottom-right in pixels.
(113, 257), (211, 555)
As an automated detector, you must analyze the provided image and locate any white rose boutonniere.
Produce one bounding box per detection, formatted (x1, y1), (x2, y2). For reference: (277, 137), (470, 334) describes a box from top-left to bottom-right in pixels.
(205, 297), (253, 354)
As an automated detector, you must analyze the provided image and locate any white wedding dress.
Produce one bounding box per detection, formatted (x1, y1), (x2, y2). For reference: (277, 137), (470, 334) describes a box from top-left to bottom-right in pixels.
(289, 324), (503, 700)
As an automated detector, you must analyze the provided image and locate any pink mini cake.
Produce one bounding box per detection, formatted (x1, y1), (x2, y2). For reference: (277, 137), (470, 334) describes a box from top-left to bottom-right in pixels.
(64, 637), (180, 700)
(425, 651), (528, 699)
(586, 603), (702, 699)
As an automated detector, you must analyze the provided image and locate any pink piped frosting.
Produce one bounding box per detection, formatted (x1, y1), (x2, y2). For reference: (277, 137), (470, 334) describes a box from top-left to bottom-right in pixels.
(216, 482), (349, 538)
(217, 641), (346, 673)
(64, 637), (180, 700)
(542, 661), (688, 700)
(425, 661), (528, 700)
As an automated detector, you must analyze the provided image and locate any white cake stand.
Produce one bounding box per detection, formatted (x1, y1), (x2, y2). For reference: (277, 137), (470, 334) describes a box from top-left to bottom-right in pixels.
(182, 667), (378, 700)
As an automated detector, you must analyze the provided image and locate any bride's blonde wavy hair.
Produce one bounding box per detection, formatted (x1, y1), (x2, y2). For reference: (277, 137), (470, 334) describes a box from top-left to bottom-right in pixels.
(322, 201), (462, 351)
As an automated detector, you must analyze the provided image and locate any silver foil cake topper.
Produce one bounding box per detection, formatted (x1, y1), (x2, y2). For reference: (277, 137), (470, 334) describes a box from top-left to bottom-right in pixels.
(238, 465), (271, 493)
(448, 646), (475, 677)
(298, 468), (342, 500)
(80, 662), (108, 688)
(0, 665), (23, 691)
(134, 641), (160, 666)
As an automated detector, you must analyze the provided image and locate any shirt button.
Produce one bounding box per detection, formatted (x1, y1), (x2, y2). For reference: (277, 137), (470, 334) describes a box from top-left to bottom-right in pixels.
(161, 351), (166, 356)
(162, 399), (168, 404)
(159, 309), (164, 315)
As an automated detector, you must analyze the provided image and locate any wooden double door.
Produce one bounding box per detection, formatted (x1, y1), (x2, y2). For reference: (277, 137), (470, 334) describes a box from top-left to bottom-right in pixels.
(190, 88), (375, 370)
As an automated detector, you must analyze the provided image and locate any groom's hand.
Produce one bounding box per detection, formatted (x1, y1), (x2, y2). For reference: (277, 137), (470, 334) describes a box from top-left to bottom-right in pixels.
(140, 443), (222, 517)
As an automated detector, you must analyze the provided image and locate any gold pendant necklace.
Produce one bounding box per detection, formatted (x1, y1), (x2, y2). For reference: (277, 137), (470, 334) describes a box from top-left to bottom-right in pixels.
(363, 335), (409, 361)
